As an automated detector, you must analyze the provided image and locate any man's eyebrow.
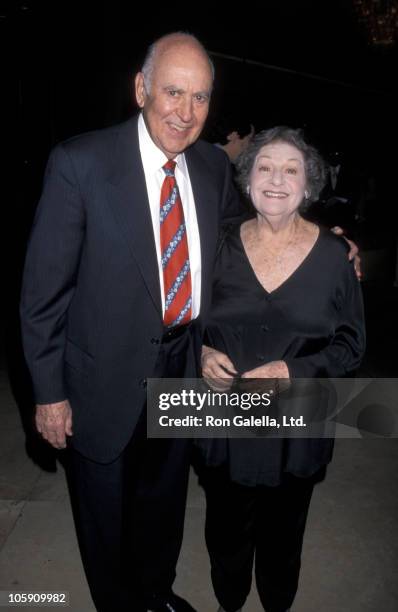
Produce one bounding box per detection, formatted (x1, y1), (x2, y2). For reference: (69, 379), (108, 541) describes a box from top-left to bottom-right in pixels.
(162, 85), (211, 97)
(163, 85), (184, 91)
(195, 90), (211, 98)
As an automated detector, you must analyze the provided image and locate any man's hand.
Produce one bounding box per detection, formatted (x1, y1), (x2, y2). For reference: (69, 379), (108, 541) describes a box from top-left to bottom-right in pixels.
(35, 400), (73, 449)
(201, 345), (237, 391)
(331, 226), (362, 280)
(241, 360), (289, 379)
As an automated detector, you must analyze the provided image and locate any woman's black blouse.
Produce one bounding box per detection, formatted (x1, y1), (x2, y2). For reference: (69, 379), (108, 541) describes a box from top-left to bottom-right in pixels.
(199, 223), (366, 487)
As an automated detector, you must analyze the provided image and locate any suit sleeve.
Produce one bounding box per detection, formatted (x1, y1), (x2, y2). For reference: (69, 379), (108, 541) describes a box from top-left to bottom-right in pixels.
(20, 143), (85, 404)
(284, 261), (366, 378)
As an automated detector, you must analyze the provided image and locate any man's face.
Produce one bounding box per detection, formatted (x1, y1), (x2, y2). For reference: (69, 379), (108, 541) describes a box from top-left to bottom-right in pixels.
(135, 43), (213, 158)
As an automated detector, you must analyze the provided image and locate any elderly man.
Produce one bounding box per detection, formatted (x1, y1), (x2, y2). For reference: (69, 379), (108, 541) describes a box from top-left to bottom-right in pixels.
(20, 33), (240, 612)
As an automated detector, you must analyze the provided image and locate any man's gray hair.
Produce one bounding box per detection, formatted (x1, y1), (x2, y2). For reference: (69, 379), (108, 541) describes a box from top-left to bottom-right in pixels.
(141, 32), (215, 93)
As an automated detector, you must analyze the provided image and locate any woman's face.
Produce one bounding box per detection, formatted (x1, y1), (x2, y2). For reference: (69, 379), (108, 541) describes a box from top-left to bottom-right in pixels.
(249, 141), (307, 219)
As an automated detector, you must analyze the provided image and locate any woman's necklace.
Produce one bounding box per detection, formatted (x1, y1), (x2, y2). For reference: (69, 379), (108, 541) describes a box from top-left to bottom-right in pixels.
(259, 218), (300, 265)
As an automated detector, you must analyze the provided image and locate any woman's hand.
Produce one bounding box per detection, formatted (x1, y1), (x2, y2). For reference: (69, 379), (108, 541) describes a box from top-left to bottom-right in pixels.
(241, 360), (289, 379)
(201, 345), (237, 391)
(331, 226), (362, 280)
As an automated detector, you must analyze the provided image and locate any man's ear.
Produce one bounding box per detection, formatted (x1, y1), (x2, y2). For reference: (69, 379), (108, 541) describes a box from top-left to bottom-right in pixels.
(135, 72), (146, 108)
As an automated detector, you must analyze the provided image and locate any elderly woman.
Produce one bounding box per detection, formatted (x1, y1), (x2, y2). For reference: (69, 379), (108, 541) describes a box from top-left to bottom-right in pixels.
(198, 127), (365, 612)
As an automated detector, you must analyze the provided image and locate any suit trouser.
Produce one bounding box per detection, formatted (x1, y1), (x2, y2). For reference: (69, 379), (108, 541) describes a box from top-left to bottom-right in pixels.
(66, 328), (194, 612)
(201, 466), (316, 612)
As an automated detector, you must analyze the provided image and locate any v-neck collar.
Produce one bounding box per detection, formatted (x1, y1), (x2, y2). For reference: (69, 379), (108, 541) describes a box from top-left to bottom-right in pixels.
(237, 223), (322, 296)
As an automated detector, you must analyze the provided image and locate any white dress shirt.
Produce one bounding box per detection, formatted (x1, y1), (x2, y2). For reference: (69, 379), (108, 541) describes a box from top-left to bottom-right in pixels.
(137, 114), (202, 319)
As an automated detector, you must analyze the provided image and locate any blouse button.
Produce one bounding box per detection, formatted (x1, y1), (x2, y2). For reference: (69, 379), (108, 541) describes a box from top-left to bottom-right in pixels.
(256, 354), (265, 361)
(261, 324), (269, 332)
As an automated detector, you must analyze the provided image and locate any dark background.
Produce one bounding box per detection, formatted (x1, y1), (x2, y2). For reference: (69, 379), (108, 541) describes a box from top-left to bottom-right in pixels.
(6, 0), (397, 234)
(5, 1), (396, 211)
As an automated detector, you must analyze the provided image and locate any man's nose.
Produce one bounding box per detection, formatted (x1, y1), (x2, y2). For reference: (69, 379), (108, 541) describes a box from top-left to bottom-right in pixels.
(177, 96), (194, 123)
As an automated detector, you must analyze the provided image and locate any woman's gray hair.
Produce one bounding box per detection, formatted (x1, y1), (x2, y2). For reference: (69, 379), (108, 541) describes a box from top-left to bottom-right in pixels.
(236, 126), (328, 208)
(141, 32), (215, 93)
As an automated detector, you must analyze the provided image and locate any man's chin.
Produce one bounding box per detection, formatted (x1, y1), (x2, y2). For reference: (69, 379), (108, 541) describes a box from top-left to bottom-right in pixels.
(160, 132), (199, 156)
(162, 141), (193, 157)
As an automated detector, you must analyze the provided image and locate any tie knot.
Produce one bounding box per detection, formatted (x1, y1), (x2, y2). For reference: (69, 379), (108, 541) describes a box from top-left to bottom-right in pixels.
(163, 160), (176, 177)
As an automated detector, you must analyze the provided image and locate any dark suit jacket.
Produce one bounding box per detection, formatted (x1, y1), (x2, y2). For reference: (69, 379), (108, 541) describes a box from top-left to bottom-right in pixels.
(20, 116), (241, 462)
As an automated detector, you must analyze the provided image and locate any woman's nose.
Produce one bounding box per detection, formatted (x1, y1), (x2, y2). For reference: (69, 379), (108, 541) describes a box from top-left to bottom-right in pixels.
(270, 168), (283, 185)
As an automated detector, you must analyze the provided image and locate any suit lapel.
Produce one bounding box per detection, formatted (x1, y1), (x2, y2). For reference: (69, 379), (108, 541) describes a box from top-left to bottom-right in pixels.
(105, 117), (162, 315)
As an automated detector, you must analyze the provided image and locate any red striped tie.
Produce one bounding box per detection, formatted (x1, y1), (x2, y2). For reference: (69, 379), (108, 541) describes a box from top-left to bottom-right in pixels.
(160, 160), (192, 327)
